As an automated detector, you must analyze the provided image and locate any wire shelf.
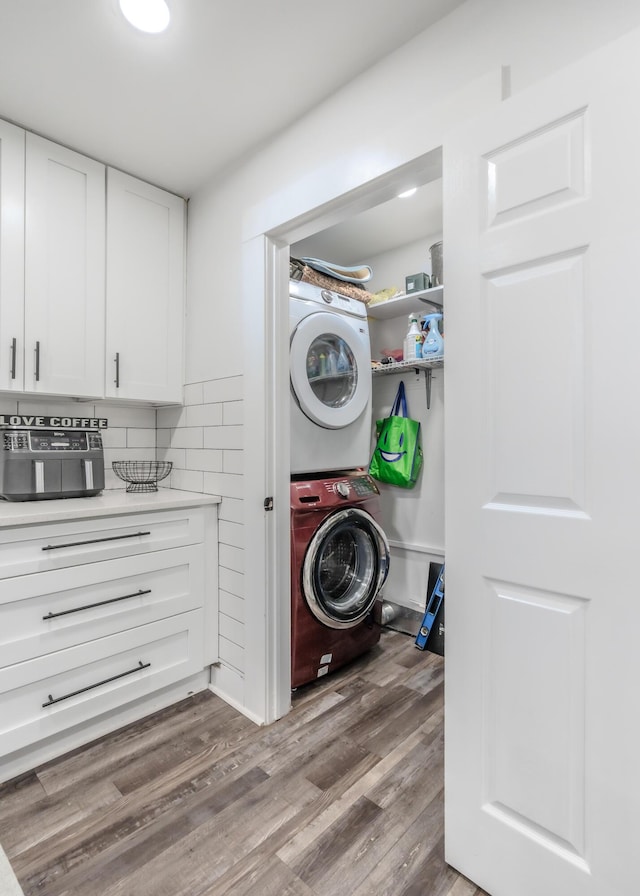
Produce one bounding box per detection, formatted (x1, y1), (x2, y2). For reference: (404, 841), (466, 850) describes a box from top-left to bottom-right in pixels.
(372, 356), (443, 376)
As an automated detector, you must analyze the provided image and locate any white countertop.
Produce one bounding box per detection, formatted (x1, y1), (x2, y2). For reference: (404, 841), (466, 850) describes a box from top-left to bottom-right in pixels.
(0, 488), (221, 529)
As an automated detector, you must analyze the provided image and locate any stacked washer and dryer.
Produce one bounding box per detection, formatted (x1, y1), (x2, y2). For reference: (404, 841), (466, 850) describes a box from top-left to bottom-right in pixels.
(289, 279), (390, 688)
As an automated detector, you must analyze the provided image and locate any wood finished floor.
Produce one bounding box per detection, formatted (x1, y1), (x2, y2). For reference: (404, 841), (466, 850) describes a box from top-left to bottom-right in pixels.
(0, 629), (488, 896)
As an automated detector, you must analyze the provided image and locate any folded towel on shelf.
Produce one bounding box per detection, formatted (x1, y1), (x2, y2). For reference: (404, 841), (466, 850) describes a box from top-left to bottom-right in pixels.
(300, 257), (373, 284)
(368, 287), (403, 305)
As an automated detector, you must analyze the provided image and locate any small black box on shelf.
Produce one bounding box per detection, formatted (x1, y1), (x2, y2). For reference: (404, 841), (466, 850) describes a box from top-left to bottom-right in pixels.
(405, 272), (430, 293)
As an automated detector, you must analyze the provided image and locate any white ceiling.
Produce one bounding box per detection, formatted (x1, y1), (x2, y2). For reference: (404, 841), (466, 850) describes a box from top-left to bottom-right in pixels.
(291, 179), (442, 266)
(0, 0), (463, 198)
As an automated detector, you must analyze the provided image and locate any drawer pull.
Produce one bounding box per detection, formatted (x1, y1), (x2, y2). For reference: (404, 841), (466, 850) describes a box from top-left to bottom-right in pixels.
(42, 531), (151, 551)
(43, 588), (152, 620)
(42, 660), (150, 707)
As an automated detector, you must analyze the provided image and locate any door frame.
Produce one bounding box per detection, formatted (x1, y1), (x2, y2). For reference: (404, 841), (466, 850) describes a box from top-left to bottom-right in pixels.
(241, 72), (504, 725)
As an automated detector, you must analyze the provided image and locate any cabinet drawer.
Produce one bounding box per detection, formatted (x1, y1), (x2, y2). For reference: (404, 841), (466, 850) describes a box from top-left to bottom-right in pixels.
(0, 507), (205, 579)
(0, 545), (205, 668)
(0, 610), (204, 757)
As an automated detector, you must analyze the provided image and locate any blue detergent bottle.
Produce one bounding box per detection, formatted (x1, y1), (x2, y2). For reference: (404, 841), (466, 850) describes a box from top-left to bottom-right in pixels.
(421, 313), (444, 356)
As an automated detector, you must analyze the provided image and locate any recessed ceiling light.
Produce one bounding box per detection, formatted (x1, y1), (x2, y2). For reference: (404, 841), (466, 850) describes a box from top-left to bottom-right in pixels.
(397, 187), (417, 199)
(119, 0), (170, 33)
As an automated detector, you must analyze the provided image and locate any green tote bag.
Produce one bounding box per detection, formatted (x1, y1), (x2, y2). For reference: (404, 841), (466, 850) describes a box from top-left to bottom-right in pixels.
(369, 381), (423, 488)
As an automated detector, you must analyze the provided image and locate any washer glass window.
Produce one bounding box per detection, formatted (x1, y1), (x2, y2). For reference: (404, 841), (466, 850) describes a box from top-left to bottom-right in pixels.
(306, 334), (357, 409)
(304, 512), (389, 629)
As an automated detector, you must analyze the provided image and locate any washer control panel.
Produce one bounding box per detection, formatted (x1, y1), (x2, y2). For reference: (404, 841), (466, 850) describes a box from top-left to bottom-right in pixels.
(323, 475), (379, 498)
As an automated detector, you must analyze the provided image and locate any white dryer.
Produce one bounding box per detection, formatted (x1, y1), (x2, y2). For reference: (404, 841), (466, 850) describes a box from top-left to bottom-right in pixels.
(290, 279), (372, 475)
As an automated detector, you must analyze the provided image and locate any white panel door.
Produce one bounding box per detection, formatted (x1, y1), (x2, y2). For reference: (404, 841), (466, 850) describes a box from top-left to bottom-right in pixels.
(444, 29), (640, 896)
(0, 120), (25, 392)
(105, 169), (185, 404)
(24, 134), (105, 398)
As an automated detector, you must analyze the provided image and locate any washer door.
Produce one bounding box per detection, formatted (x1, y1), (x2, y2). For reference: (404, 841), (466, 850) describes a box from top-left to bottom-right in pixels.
(290, 311), (370, 429)
(302, 508), (390, 629)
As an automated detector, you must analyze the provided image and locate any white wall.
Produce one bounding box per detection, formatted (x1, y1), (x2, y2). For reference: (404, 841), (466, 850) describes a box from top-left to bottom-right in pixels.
(184, 0), (640, 718)
(365, 234), (445, 613)
(366, 232), (441, 296)
(155, 377), (245, 691)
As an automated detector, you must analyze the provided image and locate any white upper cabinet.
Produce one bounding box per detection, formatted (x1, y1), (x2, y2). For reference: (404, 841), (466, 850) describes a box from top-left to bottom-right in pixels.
(0, 120), (25, 392)
(0, 119), (185, 405)
(105, 169), (185, 404)
(24, 134), (106, 398)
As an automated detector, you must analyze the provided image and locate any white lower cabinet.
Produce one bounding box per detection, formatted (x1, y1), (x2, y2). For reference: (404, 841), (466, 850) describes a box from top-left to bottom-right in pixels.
(0, 611), (204, 758)
(0, 503), (218, 779)
(0, 506), (206, 579)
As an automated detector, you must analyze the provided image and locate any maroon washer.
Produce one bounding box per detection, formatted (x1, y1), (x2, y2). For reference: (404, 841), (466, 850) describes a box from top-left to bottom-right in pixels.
(290, 471), (390, 689)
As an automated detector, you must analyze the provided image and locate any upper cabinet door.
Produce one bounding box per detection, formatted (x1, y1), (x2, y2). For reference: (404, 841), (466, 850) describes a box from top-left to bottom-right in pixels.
(0, 120), (25, 392)
(106, 169), (185, 404)
(24, 134), (105, 398)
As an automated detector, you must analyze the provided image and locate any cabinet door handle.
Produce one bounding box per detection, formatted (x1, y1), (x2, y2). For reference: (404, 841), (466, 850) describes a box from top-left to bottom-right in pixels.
(34, 341), (40, 381)
(10, 337), (16, 380)
(43, 588), (152, 620)
(114, 352), (120, 388)
(42, 660), (150, 707)
(41, 531), (151, 551)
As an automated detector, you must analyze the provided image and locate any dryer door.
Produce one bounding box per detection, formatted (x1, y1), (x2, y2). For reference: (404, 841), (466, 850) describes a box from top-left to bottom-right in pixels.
(302, 507), (390, 629)
(290, 311), (370, 429)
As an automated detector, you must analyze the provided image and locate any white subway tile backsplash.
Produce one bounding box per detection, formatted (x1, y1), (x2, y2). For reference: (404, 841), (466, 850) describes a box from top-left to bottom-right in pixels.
(102, 428), (127, 449)
(218, 497), (244, 524)
(219, 543), (244, 574)
(185, 448), (223, 473)
(17, 398), (92, 417)
(96, 405), (156, 428)
(184, 382), (204, 406)
(170, 468), (205, 493)
(156, 429), (171, 449)
(0, 399), (18, 415)
(186, 403), (223, 427)
(218, 520), (244, 548)
(203, 376), (242, 404)
(167, 427), (204, 450)
(203, 425), (243, 450)
(219, 589), (245, 622)
(222, 450), (243, 474)
(104, 447), (157, 465)
(156, 406), (186, 428)
(219, 566), (244, 599)
(219, 613), (244, 648)
(126, 428), (157, 449)
(222, 401), (243, 425)
(103, 470), (126, 490)
(219, 635), (244, 673)
(157, 447), (187, 468)
(203, 471), (243, 499)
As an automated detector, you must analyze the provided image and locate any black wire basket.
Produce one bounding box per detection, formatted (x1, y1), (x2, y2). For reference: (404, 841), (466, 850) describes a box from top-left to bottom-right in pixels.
(112, 460), (173, 493)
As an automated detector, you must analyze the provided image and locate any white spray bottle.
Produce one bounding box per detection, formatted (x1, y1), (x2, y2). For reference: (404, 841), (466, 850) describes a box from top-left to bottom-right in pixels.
(403, 313), (423, 361)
